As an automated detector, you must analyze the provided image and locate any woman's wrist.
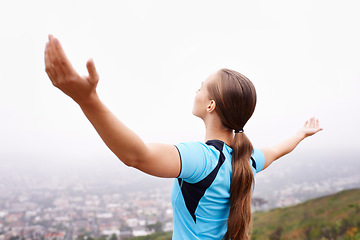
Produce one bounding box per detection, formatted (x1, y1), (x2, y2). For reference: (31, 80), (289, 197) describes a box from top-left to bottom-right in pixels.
(77, 92), (102, 111)
(295, 131), (307, 141)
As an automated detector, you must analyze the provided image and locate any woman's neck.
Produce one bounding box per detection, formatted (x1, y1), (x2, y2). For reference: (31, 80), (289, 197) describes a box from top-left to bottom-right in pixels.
(203, 115), (233, 147)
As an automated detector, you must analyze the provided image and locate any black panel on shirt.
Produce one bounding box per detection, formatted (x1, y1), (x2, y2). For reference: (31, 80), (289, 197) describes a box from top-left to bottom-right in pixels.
(178, 140), (225, 223)
(250, 156), (256, 170)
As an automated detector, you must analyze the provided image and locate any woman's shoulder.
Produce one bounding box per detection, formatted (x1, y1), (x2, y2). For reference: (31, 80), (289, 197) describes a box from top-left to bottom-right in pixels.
(175, 141), (216, 158)
(176, 140), (228, 182)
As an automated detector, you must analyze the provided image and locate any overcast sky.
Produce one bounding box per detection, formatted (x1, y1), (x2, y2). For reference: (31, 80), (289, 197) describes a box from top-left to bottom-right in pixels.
(1, 0), (359, 174)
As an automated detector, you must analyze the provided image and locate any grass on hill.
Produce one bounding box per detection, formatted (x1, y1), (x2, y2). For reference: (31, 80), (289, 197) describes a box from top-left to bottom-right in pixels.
(251, 189), (360, 240)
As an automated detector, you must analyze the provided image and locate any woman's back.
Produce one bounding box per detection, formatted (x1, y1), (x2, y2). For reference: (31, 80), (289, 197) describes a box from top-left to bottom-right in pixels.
(171, 140), (265, 239)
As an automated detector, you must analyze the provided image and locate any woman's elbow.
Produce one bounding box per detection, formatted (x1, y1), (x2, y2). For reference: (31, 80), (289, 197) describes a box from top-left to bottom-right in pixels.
(117, 150), (149, 169)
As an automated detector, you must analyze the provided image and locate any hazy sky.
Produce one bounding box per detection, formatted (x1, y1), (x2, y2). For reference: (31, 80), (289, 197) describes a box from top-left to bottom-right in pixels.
(1, 0), (359, 173)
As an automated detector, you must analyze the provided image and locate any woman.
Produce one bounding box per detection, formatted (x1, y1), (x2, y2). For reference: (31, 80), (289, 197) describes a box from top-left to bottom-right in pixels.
(44, 35), (322, 240)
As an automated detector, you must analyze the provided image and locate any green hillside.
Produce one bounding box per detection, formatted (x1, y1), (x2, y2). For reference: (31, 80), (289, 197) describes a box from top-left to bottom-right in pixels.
(252, 189), (360, 240)
(128, 189), (360, 240)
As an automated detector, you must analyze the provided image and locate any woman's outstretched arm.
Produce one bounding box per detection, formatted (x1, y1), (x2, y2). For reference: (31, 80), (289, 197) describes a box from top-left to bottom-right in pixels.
(260, 117), (323, 170)
(44, 35), (181, 178)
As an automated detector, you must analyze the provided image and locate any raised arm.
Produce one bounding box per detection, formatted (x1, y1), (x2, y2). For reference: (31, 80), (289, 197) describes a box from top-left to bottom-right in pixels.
(44, 35), (180, 178)
(260, 117), (322, 170)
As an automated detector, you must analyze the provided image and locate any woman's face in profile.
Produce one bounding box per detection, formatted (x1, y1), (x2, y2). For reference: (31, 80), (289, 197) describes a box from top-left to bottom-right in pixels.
(192, 73), (217, 119)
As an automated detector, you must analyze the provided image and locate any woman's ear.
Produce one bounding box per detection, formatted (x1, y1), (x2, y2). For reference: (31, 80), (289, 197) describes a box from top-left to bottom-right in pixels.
(207, 100), (216, 113)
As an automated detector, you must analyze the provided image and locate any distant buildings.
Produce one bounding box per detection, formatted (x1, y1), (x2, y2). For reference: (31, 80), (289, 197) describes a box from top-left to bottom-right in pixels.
(0, 180), (173, 240)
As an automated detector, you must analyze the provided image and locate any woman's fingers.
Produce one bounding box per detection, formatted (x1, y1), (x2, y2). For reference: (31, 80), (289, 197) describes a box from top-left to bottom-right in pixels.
(303, 117), (322, 130)
(304, 120), (309, 127)
(52, 36), (75, 75)
(46, 35), (63, 81)
(45, 35), (82, 90)
(309, 117), (315, 127)
(86, 58), (99, 85)
(44, 42), (57, 81)
(304, 117), (318, 129)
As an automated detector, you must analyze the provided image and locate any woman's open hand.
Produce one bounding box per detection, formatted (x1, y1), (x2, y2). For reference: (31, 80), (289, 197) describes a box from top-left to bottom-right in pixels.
(297, 117), (323, 138)
(44, 35), (99, 105)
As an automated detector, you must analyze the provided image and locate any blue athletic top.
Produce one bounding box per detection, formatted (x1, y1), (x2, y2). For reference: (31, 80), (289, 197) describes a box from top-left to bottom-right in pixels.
(171, 140), (265, 240)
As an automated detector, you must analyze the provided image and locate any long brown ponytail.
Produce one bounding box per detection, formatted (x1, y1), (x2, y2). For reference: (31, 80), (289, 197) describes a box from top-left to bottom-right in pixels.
(207, 69), (257, 240)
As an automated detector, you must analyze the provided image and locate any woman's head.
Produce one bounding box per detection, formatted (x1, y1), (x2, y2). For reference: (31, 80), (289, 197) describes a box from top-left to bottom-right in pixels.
(206, 68), (257, 133)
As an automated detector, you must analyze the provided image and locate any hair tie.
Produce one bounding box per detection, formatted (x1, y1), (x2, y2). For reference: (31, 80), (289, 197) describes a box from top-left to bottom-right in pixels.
(234, 129), (244, 133)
